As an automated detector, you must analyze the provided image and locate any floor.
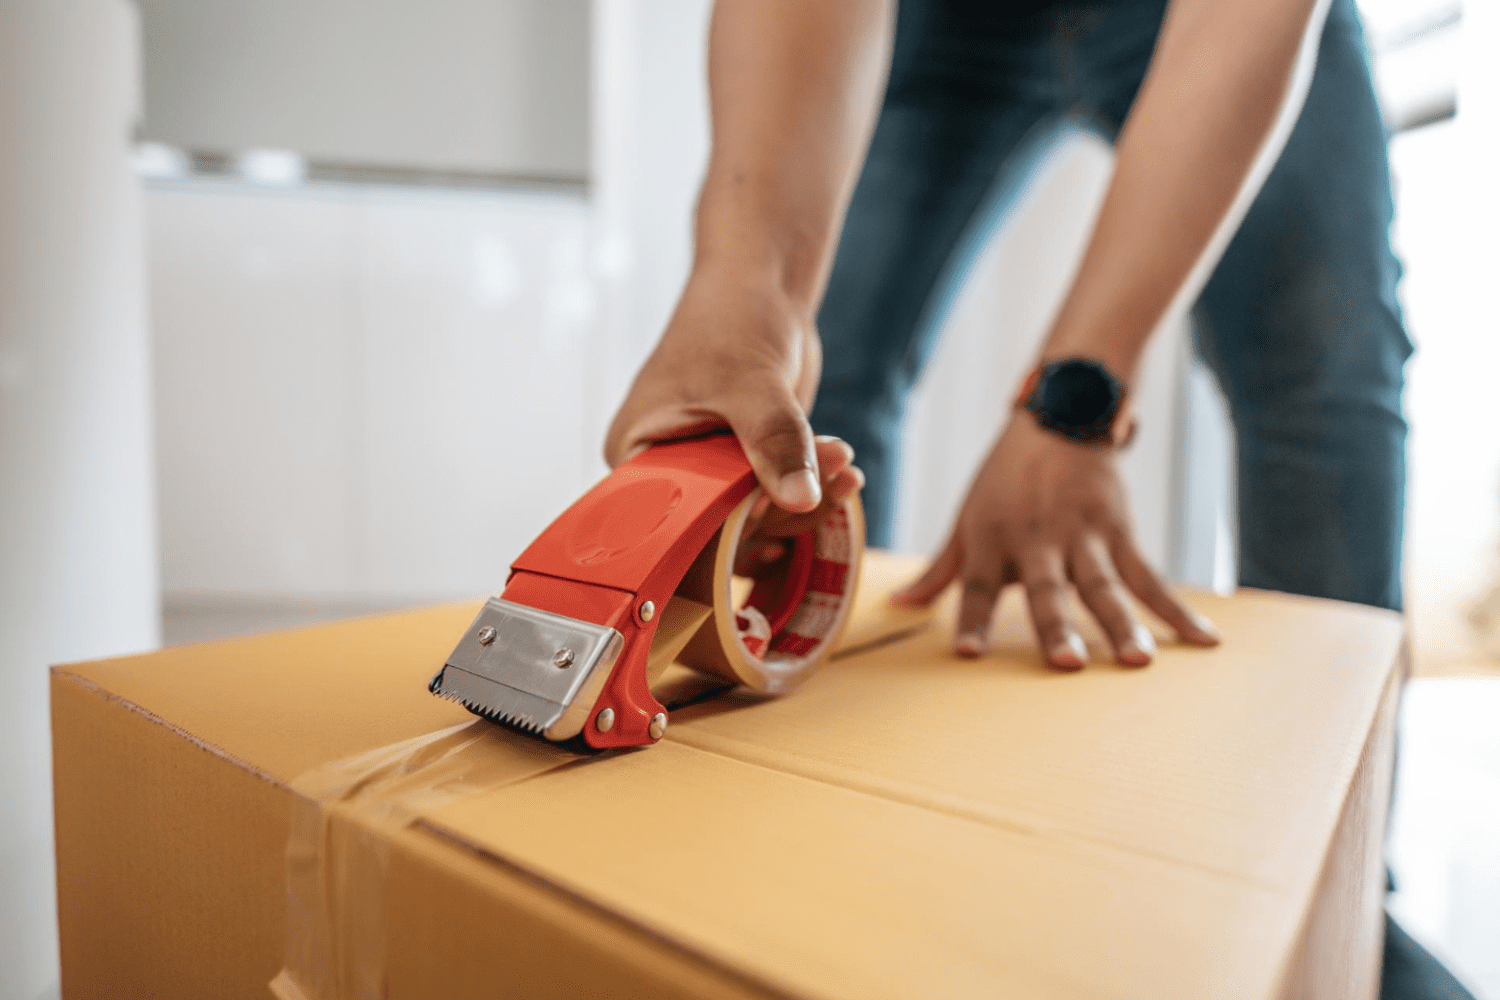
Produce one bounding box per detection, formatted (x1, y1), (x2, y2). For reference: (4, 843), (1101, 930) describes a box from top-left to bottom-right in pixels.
(1387, 679), (1500, 997)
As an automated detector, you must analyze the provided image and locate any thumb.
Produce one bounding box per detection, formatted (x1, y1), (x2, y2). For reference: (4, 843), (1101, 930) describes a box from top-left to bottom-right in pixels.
(726, 388), (821, 514)
(892, 534), (961, 606)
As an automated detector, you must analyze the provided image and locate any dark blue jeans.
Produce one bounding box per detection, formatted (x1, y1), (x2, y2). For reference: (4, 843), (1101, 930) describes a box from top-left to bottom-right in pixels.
(811, 0), (1412, 613)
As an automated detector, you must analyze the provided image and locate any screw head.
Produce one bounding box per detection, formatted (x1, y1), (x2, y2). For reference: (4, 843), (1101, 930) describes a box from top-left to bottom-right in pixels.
(595, 707), (615, 733)
(553, 647), (575, 669)
(638, 600), (656, 623)
(648, 712), (667, 740)
(476, 625), (497, 645)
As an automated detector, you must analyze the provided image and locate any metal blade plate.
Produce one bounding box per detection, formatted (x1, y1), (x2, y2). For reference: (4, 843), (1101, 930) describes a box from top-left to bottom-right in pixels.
(430, 597), (622, 741)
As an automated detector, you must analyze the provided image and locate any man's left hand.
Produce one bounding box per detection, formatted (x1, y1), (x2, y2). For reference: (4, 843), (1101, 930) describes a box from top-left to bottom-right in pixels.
(893, 414), (1220, 668)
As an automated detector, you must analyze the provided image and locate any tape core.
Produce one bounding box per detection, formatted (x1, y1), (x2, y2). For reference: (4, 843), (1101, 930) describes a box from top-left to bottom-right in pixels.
(689, 490), (864, 695)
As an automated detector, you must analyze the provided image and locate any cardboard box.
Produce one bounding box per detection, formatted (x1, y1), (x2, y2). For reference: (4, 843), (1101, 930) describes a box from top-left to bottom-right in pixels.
(52, 553), (1402, 999)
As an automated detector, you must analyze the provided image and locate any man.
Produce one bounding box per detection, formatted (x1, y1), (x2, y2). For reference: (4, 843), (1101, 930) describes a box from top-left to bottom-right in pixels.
(606, 1), (1464, 994)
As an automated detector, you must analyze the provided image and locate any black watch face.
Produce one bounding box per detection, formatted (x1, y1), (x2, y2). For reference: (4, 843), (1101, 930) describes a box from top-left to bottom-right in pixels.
(1029, 359), (1123, 442)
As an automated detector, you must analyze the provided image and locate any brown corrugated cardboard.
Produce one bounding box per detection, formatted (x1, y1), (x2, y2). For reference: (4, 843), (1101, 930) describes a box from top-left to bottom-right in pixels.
(51, 553), (1402, 999)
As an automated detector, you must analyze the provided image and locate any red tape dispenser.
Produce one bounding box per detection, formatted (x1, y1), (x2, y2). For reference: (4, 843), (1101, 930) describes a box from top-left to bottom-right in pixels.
(428, 435), (865, 749)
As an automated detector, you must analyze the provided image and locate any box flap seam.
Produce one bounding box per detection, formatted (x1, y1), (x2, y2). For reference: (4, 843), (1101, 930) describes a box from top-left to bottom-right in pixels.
(667, 728), (1291, 895)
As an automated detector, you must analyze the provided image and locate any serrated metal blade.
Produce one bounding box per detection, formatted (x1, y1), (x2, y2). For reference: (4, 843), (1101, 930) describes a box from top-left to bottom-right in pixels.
(430, 665), (554, 735)
(430, 597), (623, 741)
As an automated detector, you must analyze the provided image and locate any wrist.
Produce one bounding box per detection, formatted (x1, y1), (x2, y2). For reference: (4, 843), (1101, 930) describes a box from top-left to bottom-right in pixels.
(1016, 357), (1137, 449)
(1037, 340), (1141, 390)
(1038, 309), (1154, 389)
(686, 254), (819, 332)
(693, 174), (837, 317)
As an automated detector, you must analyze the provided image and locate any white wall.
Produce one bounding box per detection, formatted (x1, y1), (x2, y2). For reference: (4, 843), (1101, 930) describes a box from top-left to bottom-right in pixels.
(149, 183), (599, 601)
(587, 0), (715, 441)
(0, 3), (159, 999)
(137, 0), (591, 180)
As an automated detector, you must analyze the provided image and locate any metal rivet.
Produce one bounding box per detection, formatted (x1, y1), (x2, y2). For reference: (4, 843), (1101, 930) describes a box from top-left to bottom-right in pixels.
(638, 600), (655, 623)
(476, 626), (497, 645)
(648, 712), (667, 740)
(595, 707), (615, 733)
(553, 647), (575, 669)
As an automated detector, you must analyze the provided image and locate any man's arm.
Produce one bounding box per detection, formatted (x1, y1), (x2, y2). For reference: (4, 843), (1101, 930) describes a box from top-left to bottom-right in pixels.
(897, 0), (1334, 668)
(1045, 0), (1332, 376)
(605, 0), (893, 513)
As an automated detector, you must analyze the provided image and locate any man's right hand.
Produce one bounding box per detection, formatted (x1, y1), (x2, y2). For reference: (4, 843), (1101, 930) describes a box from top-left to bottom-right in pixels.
(605, 266), (832, 514)
(605, 0), (889, 533)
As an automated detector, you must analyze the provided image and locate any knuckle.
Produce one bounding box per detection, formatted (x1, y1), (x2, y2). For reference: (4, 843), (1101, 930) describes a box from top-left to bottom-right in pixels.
(1025, 577), (1066, 604)
(745, 411), (809, 466)
(1035, 620), (1069, 644)
(1075, 573), (1115, 600)
(961, 575), (1001, 602)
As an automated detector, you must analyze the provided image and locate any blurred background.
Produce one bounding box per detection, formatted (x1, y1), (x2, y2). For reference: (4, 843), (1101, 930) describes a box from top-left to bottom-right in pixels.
(1, 1), (1496, 998)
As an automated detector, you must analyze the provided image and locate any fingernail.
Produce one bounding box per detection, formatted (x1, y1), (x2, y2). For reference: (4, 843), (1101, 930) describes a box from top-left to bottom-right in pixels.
(1050, 634), (1087, 670)
(1068, 633), (1089, 661)
(777, 469), (821, 511)
(956, 632), (985, 658)
(814, 434), (854, 457)
(1121, 625), (1156, 667)
(1190, 613), (1221, 643)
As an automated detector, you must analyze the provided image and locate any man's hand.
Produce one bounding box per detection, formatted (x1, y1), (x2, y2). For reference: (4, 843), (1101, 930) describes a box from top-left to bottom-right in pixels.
(605, 267), (861, 522)
(894, 415), (1219, 669)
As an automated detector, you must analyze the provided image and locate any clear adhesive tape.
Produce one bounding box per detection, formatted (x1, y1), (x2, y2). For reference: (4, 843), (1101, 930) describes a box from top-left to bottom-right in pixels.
(270, 723), (575, 1000)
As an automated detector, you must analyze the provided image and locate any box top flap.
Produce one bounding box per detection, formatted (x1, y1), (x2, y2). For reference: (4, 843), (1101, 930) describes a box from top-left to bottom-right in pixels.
(413, 569), (1401, 999)
(425, 738), (1293, 1000)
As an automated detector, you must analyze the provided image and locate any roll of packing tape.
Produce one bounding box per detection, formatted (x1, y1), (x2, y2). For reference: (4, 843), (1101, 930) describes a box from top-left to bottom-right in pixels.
(675, 487), (863, 696)
(430, 434), (864, 749)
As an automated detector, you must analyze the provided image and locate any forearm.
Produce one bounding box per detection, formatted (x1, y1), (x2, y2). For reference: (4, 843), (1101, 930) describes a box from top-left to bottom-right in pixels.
(694, 0), (894, 316)
(1042, 0), (1332, 382)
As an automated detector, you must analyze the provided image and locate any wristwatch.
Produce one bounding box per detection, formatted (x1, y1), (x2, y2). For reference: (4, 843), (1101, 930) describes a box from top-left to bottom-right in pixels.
(1016, 357), (1137, 448)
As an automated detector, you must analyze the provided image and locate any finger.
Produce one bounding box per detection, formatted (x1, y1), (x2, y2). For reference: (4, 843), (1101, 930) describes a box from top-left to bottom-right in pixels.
(725, 388), (820, 513)
(748, 464), (864, 543)
(605, 404), (728, 468)
(1019, 547), (1088, 671)
(732, 538), (788, 578)
(1070, 535), (1156, 667)
(814, 435), (855, 480)
(891, 533), (961, 607)
(954, 535), (1009, 659)
(733, 460), (861, 576)
(1111, 541), (1220, 646)
(824, 463), (863, 503)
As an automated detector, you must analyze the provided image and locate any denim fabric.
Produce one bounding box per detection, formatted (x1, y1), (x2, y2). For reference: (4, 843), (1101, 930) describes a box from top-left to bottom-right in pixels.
(811, 0), (1413, 613)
